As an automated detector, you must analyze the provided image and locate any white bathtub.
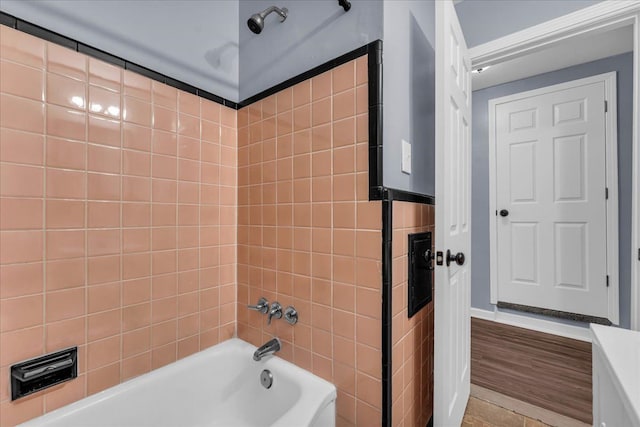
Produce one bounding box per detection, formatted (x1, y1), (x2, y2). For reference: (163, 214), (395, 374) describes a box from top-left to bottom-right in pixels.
(20, 338), (337, 427)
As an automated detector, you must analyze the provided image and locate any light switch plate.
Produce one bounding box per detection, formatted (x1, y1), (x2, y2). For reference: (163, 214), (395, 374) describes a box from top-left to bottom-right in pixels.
(402, 139), (412, 174)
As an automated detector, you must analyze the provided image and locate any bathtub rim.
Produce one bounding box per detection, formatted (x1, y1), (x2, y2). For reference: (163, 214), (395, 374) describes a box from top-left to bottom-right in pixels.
(18, 337), (337, 427)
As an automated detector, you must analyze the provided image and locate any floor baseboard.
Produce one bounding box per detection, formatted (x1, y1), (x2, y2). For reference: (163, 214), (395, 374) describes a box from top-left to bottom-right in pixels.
(496, 301), (611, 325)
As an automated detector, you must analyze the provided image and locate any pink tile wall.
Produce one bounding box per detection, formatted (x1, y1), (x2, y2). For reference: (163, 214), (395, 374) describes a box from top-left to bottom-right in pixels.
(236, 57), (384, 427)
(391, 202), (434, 426)
(0, 26), (236, 425)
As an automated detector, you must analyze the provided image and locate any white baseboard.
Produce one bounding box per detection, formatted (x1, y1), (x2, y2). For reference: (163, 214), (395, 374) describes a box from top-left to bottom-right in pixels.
(471, 307), (592, 342)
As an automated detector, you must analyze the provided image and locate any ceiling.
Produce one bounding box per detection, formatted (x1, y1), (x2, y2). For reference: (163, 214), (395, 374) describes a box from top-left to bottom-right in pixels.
(455, 0), (603, 48)
(471, 24), (634, 90)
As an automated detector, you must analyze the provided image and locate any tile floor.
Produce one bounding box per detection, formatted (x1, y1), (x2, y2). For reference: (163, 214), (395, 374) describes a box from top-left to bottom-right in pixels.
(463, 397), (551, 427)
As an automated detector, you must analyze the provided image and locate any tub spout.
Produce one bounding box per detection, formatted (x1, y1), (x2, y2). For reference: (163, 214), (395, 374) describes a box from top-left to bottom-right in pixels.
(253, 338), (281, 361)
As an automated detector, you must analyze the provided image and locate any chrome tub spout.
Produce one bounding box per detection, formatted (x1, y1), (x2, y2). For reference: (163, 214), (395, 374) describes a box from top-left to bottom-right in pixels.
(253, 338), (281, 361)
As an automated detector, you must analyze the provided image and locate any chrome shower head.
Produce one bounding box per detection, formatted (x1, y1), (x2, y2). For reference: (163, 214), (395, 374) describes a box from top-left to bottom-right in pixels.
(247, 6), (288, 34)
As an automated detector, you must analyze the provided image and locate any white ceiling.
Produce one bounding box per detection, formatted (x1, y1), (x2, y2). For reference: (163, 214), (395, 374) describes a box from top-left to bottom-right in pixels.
(472, 24), (634, 91)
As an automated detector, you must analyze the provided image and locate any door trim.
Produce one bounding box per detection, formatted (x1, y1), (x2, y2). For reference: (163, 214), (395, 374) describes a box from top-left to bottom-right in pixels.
(488, 72), (620, 324)
(632, 13), (640, 331)
(469, 2), (640, 70)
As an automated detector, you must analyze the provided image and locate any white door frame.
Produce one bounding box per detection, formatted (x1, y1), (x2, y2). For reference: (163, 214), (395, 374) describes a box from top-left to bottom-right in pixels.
(488, 72), (619, 323)
(633, 11), (640, 331)
(468, 1), (640, 330)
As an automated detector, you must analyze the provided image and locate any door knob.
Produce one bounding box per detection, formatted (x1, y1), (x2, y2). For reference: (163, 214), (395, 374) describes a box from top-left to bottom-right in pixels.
(423, 249), (435, 270)
(499, 209), (509, 217)
(446, 249), (465, 267)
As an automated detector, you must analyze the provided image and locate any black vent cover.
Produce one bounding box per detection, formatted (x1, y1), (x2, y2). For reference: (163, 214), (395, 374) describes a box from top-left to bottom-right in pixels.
(408, 231), (433, 318)
(11, 347), (77, 400)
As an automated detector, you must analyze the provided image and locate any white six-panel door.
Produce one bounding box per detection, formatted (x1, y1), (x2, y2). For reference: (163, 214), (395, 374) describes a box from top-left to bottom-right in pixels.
(434, 1), (472, 425)
(491, 75), (615, 320)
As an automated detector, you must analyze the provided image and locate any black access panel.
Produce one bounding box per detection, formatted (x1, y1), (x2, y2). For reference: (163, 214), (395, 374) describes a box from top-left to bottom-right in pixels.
(408, 231), (433, 318)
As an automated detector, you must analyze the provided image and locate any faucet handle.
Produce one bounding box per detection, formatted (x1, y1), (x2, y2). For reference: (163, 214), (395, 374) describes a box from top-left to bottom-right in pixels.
(267, 301), (282, 325)
(248, 297), (269, 314)
(284, 306), (298, 325)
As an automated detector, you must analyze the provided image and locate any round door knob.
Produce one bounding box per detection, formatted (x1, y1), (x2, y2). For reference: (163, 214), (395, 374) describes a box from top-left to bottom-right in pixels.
(499, 209), (509, 217)
(446, 249), (465, 267)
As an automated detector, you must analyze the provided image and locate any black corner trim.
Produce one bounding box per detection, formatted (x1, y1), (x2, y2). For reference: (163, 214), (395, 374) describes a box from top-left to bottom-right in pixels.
(371, 187), (435, 205)
(386, 188), (435, 205)
(124, 62), (166, 85)
(198, 89), (227, 106)
(381, 197), (393, 427)
(237, 41), (376, 108)
(165, 77), (198, 96)
(223, 98), (239, 109)
(16, 19), (76, 50)
(0, 11), (239, 109)
(368, 40), (384, 200)
(78, 43), (125, 68)
(0, 11), (16, 27)
(426, 415), (434, 427)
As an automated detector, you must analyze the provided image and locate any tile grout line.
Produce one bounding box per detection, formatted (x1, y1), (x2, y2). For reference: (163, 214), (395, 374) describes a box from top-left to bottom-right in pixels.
(81, 52), (89, 401)
(149, 82), (155, 367)
(41, 39), (49, 415)
(118, 66), (124, 384)
(174, 89), (179, 361)
(197, 97), (201, 350)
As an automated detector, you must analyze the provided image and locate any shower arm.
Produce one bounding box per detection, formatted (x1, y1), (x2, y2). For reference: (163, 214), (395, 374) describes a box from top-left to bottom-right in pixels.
(263, 6), (287, 22)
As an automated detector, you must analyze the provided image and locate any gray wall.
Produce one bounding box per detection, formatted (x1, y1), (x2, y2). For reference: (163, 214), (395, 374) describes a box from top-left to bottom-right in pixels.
(238, 0), (383, 101)
(382, 0), (436, 196)
(1, 0), (240, 101)
(471, 53), (633, 329)
(455, 0), (603, 48)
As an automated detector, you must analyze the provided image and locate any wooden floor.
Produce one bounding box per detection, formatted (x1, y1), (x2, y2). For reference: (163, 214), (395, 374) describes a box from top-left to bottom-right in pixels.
(471, 318), (592, 424)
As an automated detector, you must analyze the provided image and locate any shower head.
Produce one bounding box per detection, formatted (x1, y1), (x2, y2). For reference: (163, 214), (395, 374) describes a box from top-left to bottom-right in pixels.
(247, 6), (288, 34)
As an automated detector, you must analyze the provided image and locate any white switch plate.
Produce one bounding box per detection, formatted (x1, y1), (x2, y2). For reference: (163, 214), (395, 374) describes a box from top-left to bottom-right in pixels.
(401, 139), (412, 174)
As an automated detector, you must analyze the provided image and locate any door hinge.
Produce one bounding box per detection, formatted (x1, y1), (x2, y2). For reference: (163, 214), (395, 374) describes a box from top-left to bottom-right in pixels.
(606, 275), (609, 287)
(605, 100), (608, 112)
(605, 187), (609, 200)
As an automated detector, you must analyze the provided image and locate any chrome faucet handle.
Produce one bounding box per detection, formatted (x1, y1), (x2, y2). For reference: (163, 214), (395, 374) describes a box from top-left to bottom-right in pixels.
(267, 302), (282, 325)
(248, 297), (269, 314)
(284, 306), (298, 325)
